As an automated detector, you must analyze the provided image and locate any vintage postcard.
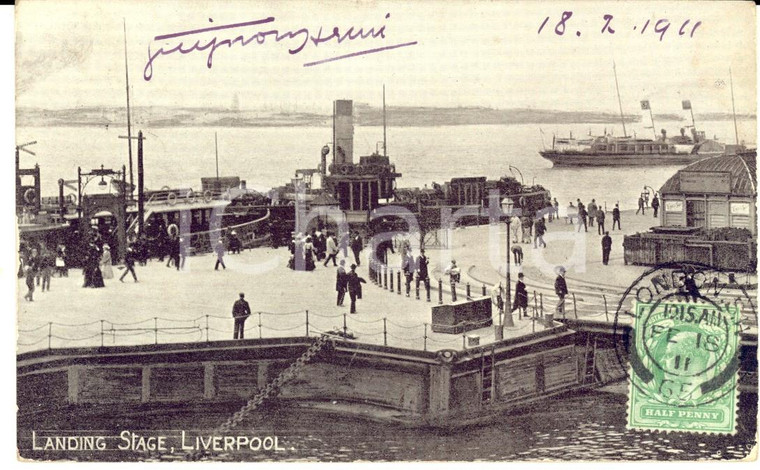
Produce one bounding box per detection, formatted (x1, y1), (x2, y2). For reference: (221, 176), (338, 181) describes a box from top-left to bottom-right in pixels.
(14, 0), (758, 462)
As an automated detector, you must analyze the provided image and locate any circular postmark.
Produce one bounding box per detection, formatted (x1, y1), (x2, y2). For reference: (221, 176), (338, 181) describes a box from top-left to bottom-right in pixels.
(612, 261), (753, 408)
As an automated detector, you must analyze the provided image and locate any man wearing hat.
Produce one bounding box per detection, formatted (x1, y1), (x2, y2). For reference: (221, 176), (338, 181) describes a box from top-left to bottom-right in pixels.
(415, 248), (430, 300)
(346, 264), (366, 314)
(554, 266), (568, 319)
(232, 292), (251, 339)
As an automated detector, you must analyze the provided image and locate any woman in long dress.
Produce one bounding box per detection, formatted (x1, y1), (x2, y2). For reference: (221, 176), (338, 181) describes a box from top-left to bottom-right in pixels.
(100, 244), (114, 280)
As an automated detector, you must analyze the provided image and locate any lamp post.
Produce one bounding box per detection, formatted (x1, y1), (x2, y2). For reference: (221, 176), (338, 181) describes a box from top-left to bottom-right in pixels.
(501, 197), (515, 330)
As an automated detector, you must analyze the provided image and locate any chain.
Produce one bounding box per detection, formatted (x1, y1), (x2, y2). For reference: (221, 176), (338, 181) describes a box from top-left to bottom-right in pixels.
(177, 334), (334, 461)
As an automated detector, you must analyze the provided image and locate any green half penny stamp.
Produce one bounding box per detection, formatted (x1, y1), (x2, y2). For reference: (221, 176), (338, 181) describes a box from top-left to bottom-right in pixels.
(627, 298), (741, 434)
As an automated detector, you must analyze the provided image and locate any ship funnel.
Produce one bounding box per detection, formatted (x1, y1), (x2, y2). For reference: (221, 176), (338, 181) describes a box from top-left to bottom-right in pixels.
(333, 100), (354, 165)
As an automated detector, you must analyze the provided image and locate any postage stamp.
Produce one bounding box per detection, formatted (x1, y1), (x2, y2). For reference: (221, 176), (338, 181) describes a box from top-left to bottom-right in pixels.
(627, 298), (742, 434)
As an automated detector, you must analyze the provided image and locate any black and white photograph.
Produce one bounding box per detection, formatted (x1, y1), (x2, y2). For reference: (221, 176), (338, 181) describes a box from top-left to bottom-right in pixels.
(13, 0), (758, 462)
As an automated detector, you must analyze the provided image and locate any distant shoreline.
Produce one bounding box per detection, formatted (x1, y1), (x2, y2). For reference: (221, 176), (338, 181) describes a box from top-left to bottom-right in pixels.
(16, 105), (755, 129)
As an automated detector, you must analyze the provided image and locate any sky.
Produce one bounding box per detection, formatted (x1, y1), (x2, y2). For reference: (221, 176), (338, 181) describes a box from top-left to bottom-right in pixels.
(14, 0), (758, 116)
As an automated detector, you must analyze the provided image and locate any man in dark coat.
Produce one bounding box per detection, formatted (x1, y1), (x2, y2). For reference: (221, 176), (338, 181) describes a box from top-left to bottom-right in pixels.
(232, 292), (251, 339)
(336, 260), (348, 306)
(350, 232), (363, 266)
(416, 249), (430, 299)
(651, 194), (660, 218)
(636, 195), (646, 215)
(602, 231), (612, 265)
(512, 273), (529, 318)
(597, 209), (606, 235)
(534, 217), (547, 248)
(554, 266), (568, 317)
(577, 205), (588, 232)
(612, 203), (621, 230)
(346, 264), (366, 313)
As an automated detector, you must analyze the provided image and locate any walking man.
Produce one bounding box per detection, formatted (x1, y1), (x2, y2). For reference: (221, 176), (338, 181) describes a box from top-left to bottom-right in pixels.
(554, 266), (568, 318)
(521, 216), (533, 244)
(119, 247), (138, 282)
(636, 195), (646, 215)
(512, 273), (529, 318)
(602, 231), (612, 265)
(214, 239), (226, 270)
(651, 194), (660, 218)
(577, 204), (588, 232)
(232, 292), (251, 339)
(587, 199), (598, 227)
(612, 203), (621, 230)
(534, 217), (547, 248)
(416, 249), (431, 300)
(336, 260), (348, 306)
(346, 264), (366, 314)
(323, 232), (339, 267)
(597, 209), (606, 235)
(350, 232), (363, 266)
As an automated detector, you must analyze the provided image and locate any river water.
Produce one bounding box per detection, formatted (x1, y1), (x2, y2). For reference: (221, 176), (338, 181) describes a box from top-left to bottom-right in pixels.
(17, 119), (756, 211)
(16, 119), (757, 461)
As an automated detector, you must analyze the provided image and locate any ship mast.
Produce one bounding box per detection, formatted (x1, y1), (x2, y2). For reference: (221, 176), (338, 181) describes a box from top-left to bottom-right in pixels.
(729, 67), (740, 145)
(613, 61), (628, 138)
(383, 84), (387, 157)
(123, 19), (134, 198)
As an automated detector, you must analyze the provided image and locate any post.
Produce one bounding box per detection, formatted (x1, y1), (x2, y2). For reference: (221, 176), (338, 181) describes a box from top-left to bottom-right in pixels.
(451, 283), (457, 302)
(384, 266), (388, 289)
(397, 271), (401, 294)
(482, 284), (487, 296)
(100, 320), (104, 347)
(416, 281), (420, 300)
(153, 317), (158, 345)
(305, 310), (310, 336)
(48, 322), (52, 350)
(137, 130), (145, 236)
(205, 315), (209, 342)
(383, 317), (387, 346)
(466, 282), (471, 299)
(343, 313), (348, 337)
(390, 268), (394, 292)
(603, 295), (609, 322)
(427, 281), (431, 302)
(438, 279), (443, 304)
(539, 293), (544, 317)
(258, 311), (263, 339)
(533, 291), (538, 318)
(572, 293), (578, 319)
(504, 217), (514, 327)
(462, 334), (466, 349)
(423, 323), (428, 351)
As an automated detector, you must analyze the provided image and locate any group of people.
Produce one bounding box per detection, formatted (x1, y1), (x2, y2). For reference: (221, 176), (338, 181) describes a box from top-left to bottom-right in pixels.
(19, 243), (62, 301)
(636, 190), (660, 218)
(287, 229), (364, 272)
(565, 198), (621, 233)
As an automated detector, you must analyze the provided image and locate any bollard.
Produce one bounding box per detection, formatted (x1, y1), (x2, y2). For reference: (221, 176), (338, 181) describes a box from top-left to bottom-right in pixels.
(100, 320), (104, 347)
(383, 317), (387, 346)
(462, 334), (466, 349)
(416, 282), (420, 300)
(423, 323), (428, 351)
(258, 311), (263, 339)
(603, 295), (609, 322)
(205, 315), (210, 342)
(154, 317), (159, 345)
(466, 282), (471, 299)
(390, 268), (394, 292)
(427, 281), (431, 303)
(533, 291), (538, 318)
(438, 279), (443, 304)
(343, 313), (348, 337)
(397, 271), (402, 295)
(482, 284), (487, 296)
(305, 310), (310, 336)
(572, 293), (578, 319)
(384, 267), (388, 290)
(452, 283), (457, 302)
(48, 322), (52, 350)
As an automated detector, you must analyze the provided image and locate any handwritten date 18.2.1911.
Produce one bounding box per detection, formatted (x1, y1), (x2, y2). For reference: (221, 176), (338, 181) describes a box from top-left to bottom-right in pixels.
(538, 12), (702, 41)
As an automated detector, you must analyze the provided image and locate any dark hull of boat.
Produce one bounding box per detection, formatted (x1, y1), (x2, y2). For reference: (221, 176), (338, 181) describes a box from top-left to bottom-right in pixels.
(539, 150), (724, 167)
